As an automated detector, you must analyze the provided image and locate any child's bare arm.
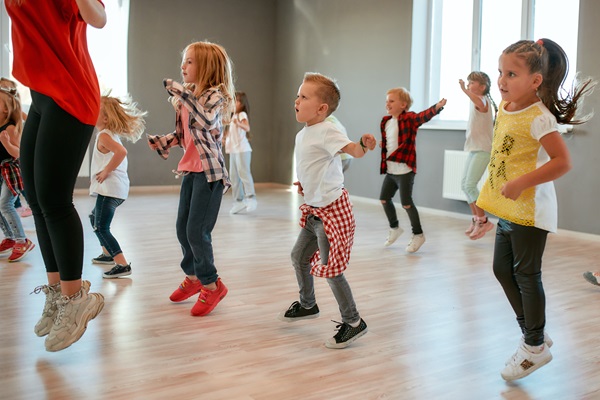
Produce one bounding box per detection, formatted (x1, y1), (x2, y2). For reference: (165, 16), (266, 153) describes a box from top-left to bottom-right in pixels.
(95, 133), (127, 183)
(0, 125), (20, 158)
(341, 134), (377, 158)
(458, 80), (487, 111)
(501, 131), (571, 200)
(236, 115), (250, 132)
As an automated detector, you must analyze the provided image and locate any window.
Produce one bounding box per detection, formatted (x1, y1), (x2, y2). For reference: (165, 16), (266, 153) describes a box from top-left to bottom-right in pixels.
(412, 0), (580, 126)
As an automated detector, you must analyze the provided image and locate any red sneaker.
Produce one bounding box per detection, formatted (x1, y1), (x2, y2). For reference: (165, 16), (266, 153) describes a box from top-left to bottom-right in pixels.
(169, 277), (203, 302)
(8, 239), (35, 262)
(0, 238), (15, 254)
(191, 278), (228, 316)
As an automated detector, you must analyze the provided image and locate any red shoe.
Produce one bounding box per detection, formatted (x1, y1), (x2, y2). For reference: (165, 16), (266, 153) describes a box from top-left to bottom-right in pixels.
(0, 238), (15, 254)
(191, 278), (228, 316)
(20, 207), (33, 218)
(169, 277), (203, 302)
(8, 239), (35, 262)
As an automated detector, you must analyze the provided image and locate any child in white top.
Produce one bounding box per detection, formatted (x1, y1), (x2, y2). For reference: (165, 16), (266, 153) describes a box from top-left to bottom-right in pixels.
(477, 38), (595, 382)
(458, 71), (497, 240)
(90, 95), (146, 278)
(224, 91), (256, 214)
(278, 72), (376, 349)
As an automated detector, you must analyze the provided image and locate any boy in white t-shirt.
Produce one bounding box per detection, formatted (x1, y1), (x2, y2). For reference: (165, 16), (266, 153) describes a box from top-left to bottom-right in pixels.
(278, 72), (376, 349)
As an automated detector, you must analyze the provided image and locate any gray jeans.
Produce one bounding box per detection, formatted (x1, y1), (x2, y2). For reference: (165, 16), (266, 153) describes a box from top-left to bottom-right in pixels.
(291, 214), (360, 324)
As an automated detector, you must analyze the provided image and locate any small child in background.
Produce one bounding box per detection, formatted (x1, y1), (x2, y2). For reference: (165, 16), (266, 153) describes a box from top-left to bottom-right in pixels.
(90, 94), (146, 278)
(477, 38), (595, 381)
(224, 91), (257, 214)
(458, 71), (497, 240)
(379, 87), (446, 252)
(278, 72), (376, 349)
(583, 271), (600, 286)
(0, 83), (35, 262)
(148, 41), (234, 317)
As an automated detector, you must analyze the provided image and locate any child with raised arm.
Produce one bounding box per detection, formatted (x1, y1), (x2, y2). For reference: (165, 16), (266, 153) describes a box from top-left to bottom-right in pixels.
(148, 41), (234, 317)
(224, 91), (257, 214)
(379, 88), (446, 252)
(458, 72), (497, 240)
(0, 83), (35, 262)
(278, 72), (376, 349)
(477, 38), (595, 381)
(90, 95), (146, 278)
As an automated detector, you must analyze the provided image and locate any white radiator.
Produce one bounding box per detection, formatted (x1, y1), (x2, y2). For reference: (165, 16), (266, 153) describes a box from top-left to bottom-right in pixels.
(442, 150), (486, 201)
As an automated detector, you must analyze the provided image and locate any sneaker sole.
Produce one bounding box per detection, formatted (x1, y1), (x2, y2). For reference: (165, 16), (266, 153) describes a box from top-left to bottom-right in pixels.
(45, 293), (105, 352)
(103, 271), (132, 279)
(501, 353), (553, 381)
(277, 312), (320, 323)
(325, 327), (368, 349)
(8, 243), (36, 262)
(92, 260), (116, 265)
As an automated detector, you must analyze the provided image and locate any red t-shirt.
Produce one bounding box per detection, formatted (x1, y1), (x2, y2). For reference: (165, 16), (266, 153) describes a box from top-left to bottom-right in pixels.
(6, 0), (104, 126)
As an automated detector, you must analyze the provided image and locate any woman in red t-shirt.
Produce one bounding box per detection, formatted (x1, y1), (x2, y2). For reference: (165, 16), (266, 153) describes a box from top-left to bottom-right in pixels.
(5, 0), (106, 352)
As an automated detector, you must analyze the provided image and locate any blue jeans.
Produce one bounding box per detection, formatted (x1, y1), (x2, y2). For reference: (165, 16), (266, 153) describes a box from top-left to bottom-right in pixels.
(291, 215), (360, 325)
(229, 151), (255, 201)
(493, 219), (548, 346)
(89, 195), (125, 258)
(0, 179), (26, 240)
(176, 172), (223, 285)
(461, 151), (490, 204)
(379, 172), (422, 234)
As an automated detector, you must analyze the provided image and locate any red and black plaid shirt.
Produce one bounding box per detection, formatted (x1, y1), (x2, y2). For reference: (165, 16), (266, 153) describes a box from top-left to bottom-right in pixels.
(380, 105), (441, 174)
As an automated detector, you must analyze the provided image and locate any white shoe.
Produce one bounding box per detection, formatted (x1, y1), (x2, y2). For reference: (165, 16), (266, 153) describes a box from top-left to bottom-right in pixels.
(384, 227), (403, 247)
(244, 196), (257, 212)
(506, 332), (554, 365)
(230, 201), (246, 215)
(406, 233), (425, 253)
(501, 343), (552, 381)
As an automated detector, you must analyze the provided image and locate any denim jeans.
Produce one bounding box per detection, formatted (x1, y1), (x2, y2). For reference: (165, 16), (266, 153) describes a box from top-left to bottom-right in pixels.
(379, 172), (423, 234)
(89, 195), (125, 258)
(291, 214), (360, 325)
(493, 219), (548, 346)
(176, 172), (223, 285)
(0, 179), (26, 240)
(461, 151), (490, 204)
(229, 151), (255, 202)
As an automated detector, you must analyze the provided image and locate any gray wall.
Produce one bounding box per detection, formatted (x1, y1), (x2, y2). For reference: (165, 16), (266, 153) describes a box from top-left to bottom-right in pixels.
(124, 0), (600, 235)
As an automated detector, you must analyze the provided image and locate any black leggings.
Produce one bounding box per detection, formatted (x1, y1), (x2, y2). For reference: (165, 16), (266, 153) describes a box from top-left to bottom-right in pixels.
(379, 172), (422, 234)
(20, 91), (94, 281)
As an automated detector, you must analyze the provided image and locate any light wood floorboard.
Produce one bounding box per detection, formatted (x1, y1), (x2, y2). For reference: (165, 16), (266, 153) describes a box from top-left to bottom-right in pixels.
(1, 183), (599, 400)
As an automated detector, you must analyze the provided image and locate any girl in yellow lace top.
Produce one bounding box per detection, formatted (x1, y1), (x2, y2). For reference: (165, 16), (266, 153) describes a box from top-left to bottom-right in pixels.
(477, 38), (595, 382)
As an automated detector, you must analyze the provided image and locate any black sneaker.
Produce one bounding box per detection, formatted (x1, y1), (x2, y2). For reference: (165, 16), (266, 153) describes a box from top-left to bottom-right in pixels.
(102, 264), (132, 279)
(325, 319), (368, 349)
(278, 301), (319, 322)
(92, 253), (115, 265)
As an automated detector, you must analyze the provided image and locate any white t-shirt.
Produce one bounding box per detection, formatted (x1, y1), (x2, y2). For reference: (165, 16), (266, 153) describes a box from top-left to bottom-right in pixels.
(295, 120), (352, 207)
(89, 129), (130, 200)
(225, 111), (252, 154)
(385, 117), (412, 175)
(464, 97), (493, 152)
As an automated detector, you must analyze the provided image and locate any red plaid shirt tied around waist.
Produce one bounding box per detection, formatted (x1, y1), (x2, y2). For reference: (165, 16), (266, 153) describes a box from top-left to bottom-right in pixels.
(299, 189), (355, 278)
(0, 159), (23, 196)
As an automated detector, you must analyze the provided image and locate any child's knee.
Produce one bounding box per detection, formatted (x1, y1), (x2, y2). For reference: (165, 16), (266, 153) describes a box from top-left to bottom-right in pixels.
(380, 200), (387, 205)
(403, 204), (412, 209)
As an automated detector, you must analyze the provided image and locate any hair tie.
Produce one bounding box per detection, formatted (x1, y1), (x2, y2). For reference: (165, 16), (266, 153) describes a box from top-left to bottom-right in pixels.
(0, 86), (17, 96)
(536, 39), (544, 47)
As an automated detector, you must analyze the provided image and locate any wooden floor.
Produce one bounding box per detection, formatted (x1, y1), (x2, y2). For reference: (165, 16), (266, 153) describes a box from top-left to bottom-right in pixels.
(1, 183), (599, 400)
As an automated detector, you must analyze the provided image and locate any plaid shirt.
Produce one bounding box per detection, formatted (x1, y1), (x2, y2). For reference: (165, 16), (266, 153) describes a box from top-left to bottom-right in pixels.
(0, 158), (24, 196)
(299, 189), (355, 278)
(147, 79), (230, 190)
(380, 105), (441, 174)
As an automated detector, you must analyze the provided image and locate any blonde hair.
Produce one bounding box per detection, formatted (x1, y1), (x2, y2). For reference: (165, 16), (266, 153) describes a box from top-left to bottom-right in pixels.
(0, 78), (23, 135)
(100, 94), (147, 143)
(183, 41), (235, 124)
(303, 72), (341, 116)
(387, 87), (413, 109)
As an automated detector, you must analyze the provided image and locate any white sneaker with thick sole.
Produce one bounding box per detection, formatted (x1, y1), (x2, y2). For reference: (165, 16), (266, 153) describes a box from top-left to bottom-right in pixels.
(33, 280), (91, 337)
(230, 201), (246, 215)
(44, 287), (104, 352)
(384, 227), (404, 247)
(406, 233), (426, 253)
(244, 196), (257, 212)
(501, 343), (552, 381)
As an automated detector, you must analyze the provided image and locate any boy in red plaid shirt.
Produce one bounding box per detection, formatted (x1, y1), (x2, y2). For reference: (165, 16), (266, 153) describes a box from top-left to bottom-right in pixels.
(278, 72), (376, 349)
(379, 87), (446, 253)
